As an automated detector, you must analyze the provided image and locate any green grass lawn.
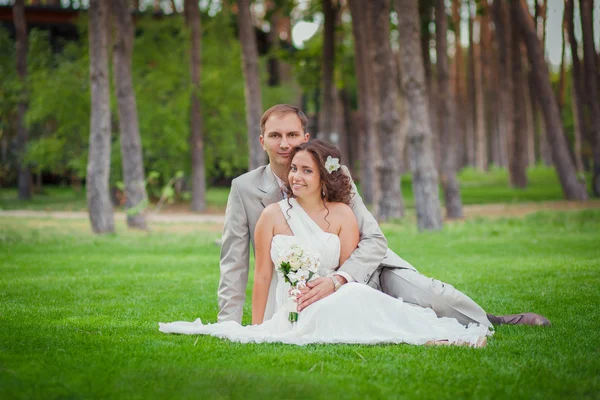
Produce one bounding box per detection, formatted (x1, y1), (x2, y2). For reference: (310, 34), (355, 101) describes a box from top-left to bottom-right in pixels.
(0, 166), (586, 213)
(1, 210), (599, 399)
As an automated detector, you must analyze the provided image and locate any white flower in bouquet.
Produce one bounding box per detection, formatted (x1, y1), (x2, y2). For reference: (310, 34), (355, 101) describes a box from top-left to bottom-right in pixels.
(277, 243), (321, 323)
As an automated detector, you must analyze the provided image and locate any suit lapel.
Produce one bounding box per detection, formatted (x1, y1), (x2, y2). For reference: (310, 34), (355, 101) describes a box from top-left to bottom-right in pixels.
(259, 164), (283, 208)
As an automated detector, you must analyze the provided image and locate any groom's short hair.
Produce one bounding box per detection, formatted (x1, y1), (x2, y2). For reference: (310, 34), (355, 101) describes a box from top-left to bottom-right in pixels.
(260, 104), (308, 136)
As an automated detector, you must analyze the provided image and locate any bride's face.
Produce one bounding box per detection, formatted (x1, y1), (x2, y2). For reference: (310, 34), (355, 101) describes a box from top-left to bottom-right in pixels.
(288, 150), (321, 199)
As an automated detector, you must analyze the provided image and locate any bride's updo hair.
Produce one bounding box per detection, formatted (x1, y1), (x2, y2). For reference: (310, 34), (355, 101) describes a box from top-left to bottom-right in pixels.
(284, 139), (354, 205)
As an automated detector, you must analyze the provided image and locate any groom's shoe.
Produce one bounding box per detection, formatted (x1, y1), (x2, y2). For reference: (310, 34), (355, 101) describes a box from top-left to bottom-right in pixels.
(487, 312), (551, 326)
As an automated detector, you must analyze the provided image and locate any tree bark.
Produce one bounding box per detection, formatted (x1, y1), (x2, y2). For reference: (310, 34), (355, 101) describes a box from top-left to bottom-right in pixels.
(524, 49), (536, 166)
(318, 0), (338, 144)
(452, 0), (467, 168)
(579, 0), (600, 196)
(491, 0), (512, 169)
(396, 0), (443, 231)
(480, 4), (498, 168)
(419, 2), (439, 169)
(367, 0), (404, 221)
(466, 0), (476, 167)
(266, 10), (281, 86)
(111, 0), (149, 229)
(571, 83), (586, 176)
(514, 0), (588, 199)
(565, 0), (589, 175)
(509, 3), (529, 188)
(87, 0), (115, 234)
(539, 0), (552, 165)
(348, 0), (376, 205)
(419, 1), (433, 94)
(473, 19), (487, 171)
(486, 6), (503, 167)
(13, 0), (31, 200)
(237, 0), (265, 170)
(185, 0), (206, 212)
(436, 0), (463, 219)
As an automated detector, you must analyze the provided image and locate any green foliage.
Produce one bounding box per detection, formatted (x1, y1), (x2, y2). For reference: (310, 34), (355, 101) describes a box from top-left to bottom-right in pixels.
(9, 11), (300, 189)
(0, 28), (17, 132)
(1, 209), (599, 398)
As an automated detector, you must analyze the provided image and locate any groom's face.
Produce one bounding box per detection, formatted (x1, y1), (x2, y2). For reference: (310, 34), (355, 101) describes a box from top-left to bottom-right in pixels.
(260, 113), (309, 169)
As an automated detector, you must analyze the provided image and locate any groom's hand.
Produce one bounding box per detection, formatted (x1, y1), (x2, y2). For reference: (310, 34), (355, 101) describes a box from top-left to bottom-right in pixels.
(297, 276), (347, 311)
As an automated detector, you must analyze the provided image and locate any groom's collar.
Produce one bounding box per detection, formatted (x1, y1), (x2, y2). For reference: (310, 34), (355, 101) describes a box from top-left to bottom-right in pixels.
(259, 164), (283, 207)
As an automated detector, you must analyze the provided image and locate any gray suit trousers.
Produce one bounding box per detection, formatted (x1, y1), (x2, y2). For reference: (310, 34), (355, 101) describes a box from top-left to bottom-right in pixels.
(379, 268), (492, 328)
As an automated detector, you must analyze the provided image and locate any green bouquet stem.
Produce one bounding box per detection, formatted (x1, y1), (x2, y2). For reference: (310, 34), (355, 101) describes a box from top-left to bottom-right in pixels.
(288, 312), (298, 323)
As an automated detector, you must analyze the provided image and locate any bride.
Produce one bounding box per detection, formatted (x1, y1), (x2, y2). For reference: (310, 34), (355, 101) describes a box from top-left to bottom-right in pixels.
(159, 140), (490, 347)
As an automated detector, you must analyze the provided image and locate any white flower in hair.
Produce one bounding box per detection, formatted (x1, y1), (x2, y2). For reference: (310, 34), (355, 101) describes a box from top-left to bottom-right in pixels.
(325, 156), (341, 174)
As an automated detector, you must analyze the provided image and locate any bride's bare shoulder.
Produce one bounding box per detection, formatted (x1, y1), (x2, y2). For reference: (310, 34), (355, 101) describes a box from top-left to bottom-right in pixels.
(262, 202), (288, 222)
(263, 202), (281, 215)
(327, 202), (355, 219)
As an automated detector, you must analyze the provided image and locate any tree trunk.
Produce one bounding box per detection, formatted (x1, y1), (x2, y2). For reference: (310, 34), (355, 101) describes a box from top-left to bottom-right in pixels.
(111, 0), (149, 229)
(514, 0), (588, 199)
(487, 14), (502, 167)
(466, 1), (476, 167)
(473, 20), (487, 171)
(524, 51), (536, 166)
(266, 3), (281, 86)
(185, 0), (206, 212)
(338, 88), (353, 170)
(509, 3), (529, 188)
(436, 0), (463, 219)
(452, 0), (467, 168)
(418, 3), (440, 170)
(13, 0), (31, 200)
(367, 0), (404, 221)
(480, 4), (498, 168)
(539, 0), (552, 165)
(571, 83), (586, 176)
(418, 1), (436, 152)
(318, 0), (337, 144)
(579, 0), (600, 196)
(419, 1), (433, 93)
(237, 0), (265, 170)
(491, 0), (512, 169)
(1, 136), (7, 164)
(395, 0), (443, 231)
(348, 0), (376, 205)
(565, 0), (589, 175)
(87, 0), (115, 234)
(335, 15), (350, 165)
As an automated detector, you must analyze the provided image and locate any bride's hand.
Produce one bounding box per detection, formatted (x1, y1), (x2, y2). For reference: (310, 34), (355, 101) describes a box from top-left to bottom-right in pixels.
(296, 277), (336, 311)
(292, 286), (310, 296)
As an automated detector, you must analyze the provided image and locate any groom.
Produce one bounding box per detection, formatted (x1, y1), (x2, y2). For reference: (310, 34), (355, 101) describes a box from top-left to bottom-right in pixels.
(217, 104), (550, 327)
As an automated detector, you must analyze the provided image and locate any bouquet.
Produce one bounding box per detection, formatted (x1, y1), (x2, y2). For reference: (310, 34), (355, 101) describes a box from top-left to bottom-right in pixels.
(276, 243), (321, 323)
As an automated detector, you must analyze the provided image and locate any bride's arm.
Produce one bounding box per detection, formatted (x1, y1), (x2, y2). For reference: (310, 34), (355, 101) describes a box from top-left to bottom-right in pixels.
(251, 205), (276, 325)
(337, 204), (360, 267)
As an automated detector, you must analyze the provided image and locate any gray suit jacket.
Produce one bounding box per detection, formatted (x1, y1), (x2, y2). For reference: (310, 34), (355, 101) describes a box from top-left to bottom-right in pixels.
(217, 164), (416, 323)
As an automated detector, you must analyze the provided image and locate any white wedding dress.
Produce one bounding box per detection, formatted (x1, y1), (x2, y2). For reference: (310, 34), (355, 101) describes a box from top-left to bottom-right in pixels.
(159, 199), (491, 346)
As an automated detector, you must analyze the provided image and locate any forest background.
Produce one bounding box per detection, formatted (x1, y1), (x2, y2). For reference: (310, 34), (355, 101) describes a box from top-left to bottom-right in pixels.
(1, 0), (600, 231)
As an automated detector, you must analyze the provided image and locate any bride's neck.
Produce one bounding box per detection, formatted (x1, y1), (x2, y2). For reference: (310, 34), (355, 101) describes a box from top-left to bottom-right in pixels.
(295, 195), (325, 213)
